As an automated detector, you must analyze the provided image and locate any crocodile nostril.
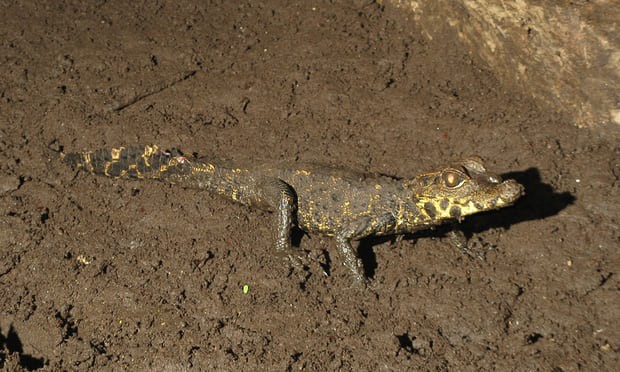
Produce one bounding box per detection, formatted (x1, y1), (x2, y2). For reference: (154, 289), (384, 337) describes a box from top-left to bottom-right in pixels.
(488, 174), (502, 184)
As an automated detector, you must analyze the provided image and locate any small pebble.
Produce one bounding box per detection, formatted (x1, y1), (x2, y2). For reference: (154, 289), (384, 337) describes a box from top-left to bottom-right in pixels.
(0, 176), (20, 195)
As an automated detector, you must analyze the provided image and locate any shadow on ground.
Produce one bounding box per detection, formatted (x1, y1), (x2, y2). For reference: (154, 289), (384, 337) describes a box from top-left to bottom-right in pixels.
(0, 326), (45, 370)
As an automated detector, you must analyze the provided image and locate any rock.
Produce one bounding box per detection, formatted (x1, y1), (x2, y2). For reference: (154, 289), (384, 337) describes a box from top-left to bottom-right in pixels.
(0, 176), (21, 195)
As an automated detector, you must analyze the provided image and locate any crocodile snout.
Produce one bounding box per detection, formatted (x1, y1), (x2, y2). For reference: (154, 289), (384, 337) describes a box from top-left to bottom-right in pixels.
(499, 179), (524, 205)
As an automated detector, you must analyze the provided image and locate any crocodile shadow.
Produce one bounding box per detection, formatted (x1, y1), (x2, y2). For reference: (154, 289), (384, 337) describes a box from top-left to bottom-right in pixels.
(0, 325), (45, 370)
(459, 167), (575, 233)
(358, 167), (575, 278)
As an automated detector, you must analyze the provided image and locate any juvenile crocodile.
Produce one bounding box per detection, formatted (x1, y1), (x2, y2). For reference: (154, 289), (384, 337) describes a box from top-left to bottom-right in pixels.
(59, 144), (523, 282)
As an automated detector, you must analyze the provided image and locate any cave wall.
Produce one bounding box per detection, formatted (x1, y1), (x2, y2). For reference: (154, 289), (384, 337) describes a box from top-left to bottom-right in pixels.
(391, 0), (619, 134)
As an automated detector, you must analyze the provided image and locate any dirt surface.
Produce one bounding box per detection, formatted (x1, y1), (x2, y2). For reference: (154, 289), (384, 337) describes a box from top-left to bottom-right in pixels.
(1, 1), (618, 370)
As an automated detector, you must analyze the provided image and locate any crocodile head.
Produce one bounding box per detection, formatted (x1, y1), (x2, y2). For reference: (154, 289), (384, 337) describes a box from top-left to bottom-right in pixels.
(407, 156), (524, 223)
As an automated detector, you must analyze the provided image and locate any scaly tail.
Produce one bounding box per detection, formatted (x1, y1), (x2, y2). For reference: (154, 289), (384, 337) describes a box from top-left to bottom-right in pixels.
(60, 144), (187, 179)
(57, 144), (272, 210)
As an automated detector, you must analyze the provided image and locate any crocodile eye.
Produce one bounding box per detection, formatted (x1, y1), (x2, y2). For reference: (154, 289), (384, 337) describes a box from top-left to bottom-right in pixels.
(442, 170), (466, 188)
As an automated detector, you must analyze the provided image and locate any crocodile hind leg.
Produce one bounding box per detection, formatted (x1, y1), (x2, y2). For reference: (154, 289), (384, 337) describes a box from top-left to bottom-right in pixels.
(335, 217), (374, 283)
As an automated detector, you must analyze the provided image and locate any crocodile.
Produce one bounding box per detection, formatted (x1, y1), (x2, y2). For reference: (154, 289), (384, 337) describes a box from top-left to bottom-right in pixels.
(58, 144), (523, 282)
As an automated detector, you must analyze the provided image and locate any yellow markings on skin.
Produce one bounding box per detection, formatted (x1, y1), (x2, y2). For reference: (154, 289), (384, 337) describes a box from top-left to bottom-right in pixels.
(409, 210), (423, 225)
(159, 161), (172, 173)
(81, 151), (93, 171)
(110, 147), (125, 160)
(366, 193), (381, 211)
(215, 185), (227, 196)
(418, 197), (483, 220)
(342, 200), (351, 217)
(417, 198), (433, 219)
(443, 199), (481, 219)
(374, 184), (382, 190)
(143, 144), (158, 157)
(223, 173), (239, 185)
(192, 163), (215, 174)
(299, 200), (333, 234)
(295, 169), (312, 176)
(142, 145), (158, 167)
(128, 162), (144, 179)
(305, 200), (328, 231)
(434, 201), (449, 218)
(103, 161), (126, 178)
(99, 147), (127, 177)
(84, 151), (92, 163)
(231, 189), (239, 201)
(314, 212), (330, 232)
(461, 200), (482, 216)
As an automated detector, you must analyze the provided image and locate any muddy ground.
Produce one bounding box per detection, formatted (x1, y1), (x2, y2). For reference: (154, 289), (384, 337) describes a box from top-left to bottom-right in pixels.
(1, 1), (618, 370)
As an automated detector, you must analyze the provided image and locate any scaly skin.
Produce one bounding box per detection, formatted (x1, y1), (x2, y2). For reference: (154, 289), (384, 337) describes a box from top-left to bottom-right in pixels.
(60, 145), (524, 282)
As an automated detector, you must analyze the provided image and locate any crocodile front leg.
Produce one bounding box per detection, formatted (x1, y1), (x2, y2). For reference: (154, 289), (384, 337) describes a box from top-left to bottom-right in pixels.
(255, 178), (297, 252)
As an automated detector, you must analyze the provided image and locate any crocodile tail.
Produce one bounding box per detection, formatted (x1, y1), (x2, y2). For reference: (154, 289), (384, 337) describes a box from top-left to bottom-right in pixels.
(61, 144), (184, 179)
